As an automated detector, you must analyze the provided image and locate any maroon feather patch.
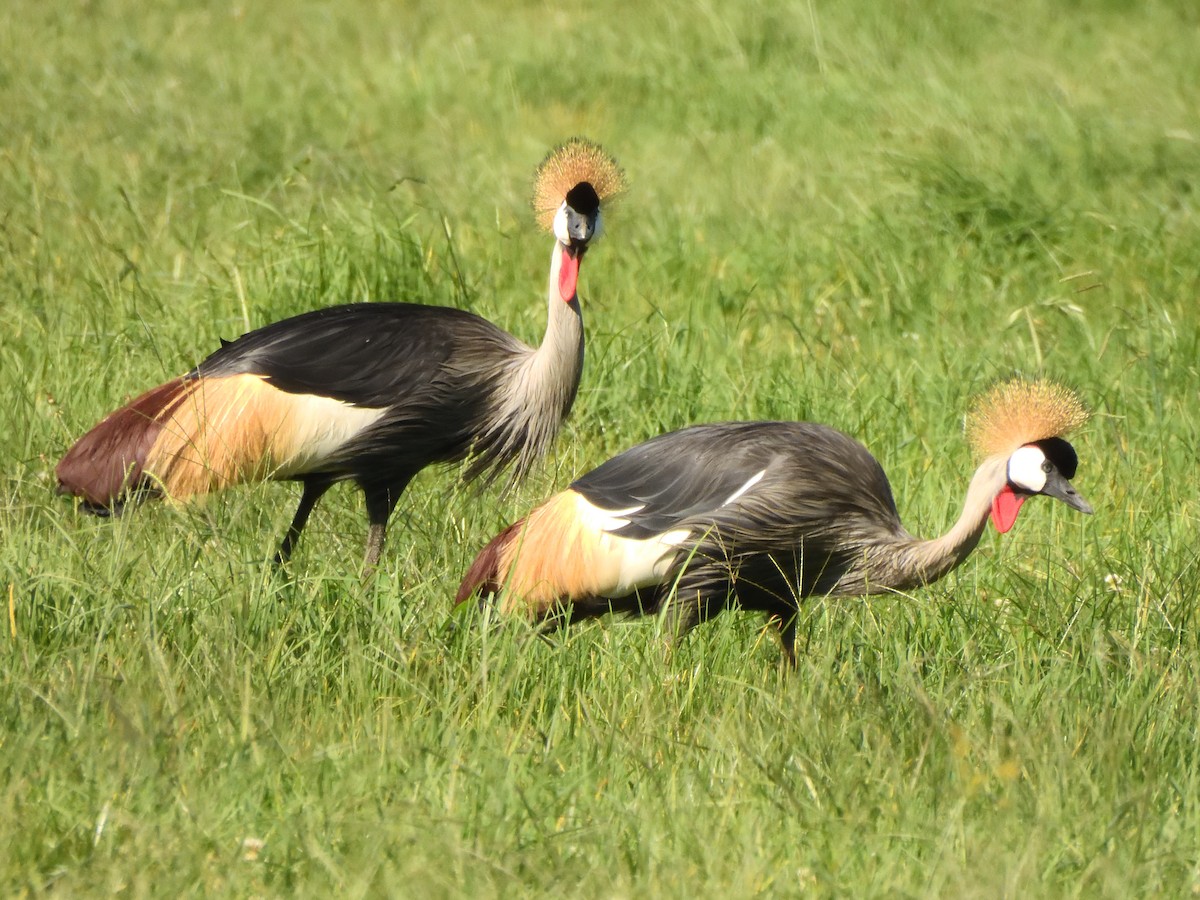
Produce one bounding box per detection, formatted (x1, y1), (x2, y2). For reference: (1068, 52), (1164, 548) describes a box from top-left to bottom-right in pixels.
(56, 377), (191, 509)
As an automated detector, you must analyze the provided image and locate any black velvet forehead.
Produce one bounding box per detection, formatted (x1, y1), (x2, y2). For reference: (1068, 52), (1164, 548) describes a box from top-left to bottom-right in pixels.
(564, 182), (600, 216)
(1034, 436), (1078, 479)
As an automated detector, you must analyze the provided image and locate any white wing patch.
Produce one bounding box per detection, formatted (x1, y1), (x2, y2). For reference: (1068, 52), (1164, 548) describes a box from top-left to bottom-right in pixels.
(572, 494), (691, 599)
(272, 389), (387, 477)
(722, 469), (766, 506)
(575, 496), (646, 533)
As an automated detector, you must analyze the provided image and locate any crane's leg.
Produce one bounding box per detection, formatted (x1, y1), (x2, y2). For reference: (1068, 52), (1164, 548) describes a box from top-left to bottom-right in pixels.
(660, 580), (716, 663)
(360, 477), (414, 574)
(775, 614), (798, 668)
(656, 559), (731, 661)
(662, 591), (704, 645)
(275, 477), (335, 564)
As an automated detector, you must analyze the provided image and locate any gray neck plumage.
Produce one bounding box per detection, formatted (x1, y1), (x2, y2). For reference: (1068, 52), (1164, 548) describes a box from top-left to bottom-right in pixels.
(530, 241), (586, 420)
(882, 454), (1008, 590)
(480, 241), (585, 482)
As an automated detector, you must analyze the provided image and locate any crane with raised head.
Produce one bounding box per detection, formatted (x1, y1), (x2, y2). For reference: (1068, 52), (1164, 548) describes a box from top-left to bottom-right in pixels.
(56, 138), (624, 570)
(456, 379), (1093, 663)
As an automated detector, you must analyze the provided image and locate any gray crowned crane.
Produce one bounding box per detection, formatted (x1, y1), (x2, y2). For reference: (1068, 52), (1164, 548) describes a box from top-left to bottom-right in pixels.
(456, 379), (1093, 663)
(56, 138), (624, 570)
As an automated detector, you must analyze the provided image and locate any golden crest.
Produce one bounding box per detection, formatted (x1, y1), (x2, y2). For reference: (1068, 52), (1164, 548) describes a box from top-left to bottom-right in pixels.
(532, 138), (625, 231)
(966, 378), (1089, 458)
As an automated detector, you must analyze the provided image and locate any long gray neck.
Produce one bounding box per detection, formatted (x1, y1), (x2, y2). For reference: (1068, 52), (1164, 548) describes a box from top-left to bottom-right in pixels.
(480, 241), (585, 482)
(527, 241), (585, 416)
(887, 454), (1008, 589)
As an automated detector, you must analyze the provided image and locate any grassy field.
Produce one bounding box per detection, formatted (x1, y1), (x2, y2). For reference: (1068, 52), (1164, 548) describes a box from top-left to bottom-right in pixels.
(3, 0), (1200, 894)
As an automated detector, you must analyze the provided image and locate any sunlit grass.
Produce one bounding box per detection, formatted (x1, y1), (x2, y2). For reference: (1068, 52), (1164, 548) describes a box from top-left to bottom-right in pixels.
(3, 0), (1200, 895)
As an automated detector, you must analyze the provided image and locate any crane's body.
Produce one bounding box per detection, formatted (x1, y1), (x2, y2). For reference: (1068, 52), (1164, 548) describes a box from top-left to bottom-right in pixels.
(457, 380), (1093, 663)
(56, 139), (624, 568)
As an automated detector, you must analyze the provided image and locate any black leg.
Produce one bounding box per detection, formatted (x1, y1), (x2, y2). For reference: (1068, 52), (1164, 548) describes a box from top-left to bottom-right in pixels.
(360, 479), (411, 574)
(657, 562), (728, 662)
(275, 478), (335, 565)
(661, 589), (706, 654)
(775, 613), (798, 668)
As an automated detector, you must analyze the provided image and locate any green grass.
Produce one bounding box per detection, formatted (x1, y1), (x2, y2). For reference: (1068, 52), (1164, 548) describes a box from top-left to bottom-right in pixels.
(3, 0), (1200, 894)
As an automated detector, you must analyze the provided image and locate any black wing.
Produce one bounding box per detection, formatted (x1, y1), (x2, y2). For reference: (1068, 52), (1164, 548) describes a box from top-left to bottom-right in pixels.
(572, 422), (891, 540)
(194, 302), (522, 408)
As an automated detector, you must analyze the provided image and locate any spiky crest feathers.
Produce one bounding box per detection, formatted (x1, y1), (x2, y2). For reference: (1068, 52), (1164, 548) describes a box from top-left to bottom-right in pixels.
(533, 138), (624, 231)
(965, 378), (1088, 459)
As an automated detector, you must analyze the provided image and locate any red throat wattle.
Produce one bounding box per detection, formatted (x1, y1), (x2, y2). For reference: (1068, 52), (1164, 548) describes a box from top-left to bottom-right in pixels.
(990, 484), (1027, 534)
(558, 249), (579, 302)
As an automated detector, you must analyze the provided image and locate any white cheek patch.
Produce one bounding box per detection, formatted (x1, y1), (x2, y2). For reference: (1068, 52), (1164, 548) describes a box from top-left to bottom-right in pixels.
(552, 204), (571, 244)
(1008, 445), (1049, 493)
(552, 203), (601, 245)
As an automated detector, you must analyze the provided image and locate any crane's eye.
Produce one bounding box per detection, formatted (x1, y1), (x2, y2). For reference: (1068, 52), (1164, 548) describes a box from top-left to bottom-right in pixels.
(1041, 460), (1053, 474)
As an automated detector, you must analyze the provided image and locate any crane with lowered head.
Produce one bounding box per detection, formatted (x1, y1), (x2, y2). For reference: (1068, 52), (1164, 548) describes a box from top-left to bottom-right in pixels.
(56, 138), (625, 570)
(456, 378), (1093, 663)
